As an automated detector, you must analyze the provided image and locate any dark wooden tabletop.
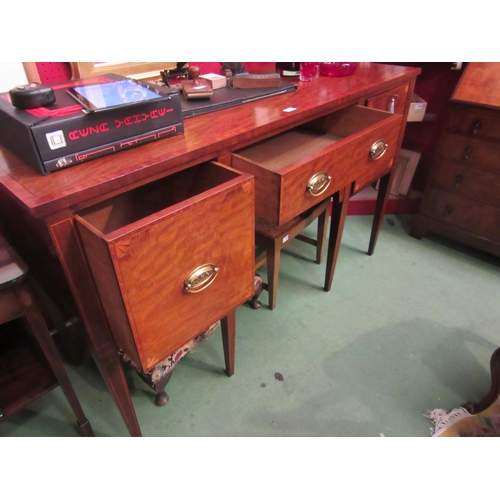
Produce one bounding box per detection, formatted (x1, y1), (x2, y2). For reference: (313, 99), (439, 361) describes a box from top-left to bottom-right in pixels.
(0, 63), (420, 219)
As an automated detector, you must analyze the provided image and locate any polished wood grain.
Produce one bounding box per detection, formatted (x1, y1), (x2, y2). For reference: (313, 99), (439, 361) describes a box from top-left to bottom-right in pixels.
(45, 209), (142, 436)
(452, 62), (500, 110)
(365, 84), (409, 115)
(446, 103), (500, 142)
(411, 67), (500, 260)
(233, 105), (401, 225)
(418, 188), (500, 242)
(75, 162), (254, 372)
(360, 79), (416, 256)
(430, 160), (500, 208)
(0, 63), (420, 436)
(440, 132), (500, 173)
(0, 63), (420, 218)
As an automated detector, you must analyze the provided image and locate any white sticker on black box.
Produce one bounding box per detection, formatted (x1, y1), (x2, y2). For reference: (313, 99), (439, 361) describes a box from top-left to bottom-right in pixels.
(46, 130), (67, 150)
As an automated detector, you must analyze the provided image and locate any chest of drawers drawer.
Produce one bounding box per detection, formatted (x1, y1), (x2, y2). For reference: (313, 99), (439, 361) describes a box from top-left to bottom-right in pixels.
(430, 159), (500, 208)
(75, 161), (255, 373)
(232, 105), (402, 225)
(439, 132), (500, 174)
(419, 188), (500, 243)
(446, 104), (500, 141)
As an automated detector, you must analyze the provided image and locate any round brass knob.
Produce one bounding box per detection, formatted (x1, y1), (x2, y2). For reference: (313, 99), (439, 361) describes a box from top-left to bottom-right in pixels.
(369, 140), (388, 160)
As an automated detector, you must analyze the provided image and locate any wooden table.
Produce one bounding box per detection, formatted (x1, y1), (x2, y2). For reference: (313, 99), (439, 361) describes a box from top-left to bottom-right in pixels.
(0, 63), (420, 436)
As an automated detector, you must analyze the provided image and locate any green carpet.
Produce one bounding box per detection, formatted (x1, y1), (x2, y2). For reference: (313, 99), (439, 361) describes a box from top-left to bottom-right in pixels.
(1, 214), (499, 437)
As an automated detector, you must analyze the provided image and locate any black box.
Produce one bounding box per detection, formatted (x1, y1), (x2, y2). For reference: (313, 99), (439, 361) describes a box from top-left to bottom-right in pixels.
(0, 74), (184, 175)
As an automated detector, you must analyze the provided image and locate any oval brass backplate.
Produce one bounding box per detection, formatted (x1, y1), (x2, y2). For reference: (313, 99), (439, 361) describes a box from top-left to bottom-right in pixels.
(307, 172), (332, 197)
(184, 263), (219, 293)
(369, 140), (388, 160)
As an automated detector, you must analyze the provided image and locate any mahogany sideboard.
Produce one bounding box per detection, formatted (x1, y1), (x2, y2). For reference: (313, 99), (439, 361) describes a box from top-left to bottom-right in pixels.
(0, 63), (420, 436)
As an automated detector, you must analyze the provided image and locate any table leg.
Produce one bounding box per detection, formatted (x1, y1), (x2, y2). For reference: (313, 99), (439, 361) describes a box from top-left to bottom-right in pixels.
(315, 200), (330, 265)
(324, 187), (350, 292)
(221, 310), (236, 377)
(46, 211), (142, 437)
(266, 240), (281, 310)
(368, 170), (393, 256)
(16, 280), (95, 437)
(409, 213), (429, 240)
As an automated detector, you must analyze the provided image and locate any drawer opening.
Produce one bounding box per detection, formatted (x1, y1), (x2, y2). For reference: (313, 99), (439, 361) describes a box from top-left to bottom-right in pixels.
(77, 162), (240, 235)
(305, 105), (393, 136)
(234, 105), (392, 172)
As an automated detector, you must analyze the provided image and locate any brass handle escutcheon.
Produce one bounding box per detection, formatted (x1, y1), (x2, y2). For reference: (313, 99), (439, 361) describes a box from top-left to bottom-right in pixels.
(369, 140), (388, 160)
(307, 172), (331, 197)
(184, 263), (219, 293)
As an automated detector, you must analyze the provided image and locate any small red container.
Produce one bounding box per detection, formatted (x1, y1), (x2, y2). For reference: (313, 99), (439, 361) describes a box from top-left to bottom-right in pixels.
(319, 62), (358, 77)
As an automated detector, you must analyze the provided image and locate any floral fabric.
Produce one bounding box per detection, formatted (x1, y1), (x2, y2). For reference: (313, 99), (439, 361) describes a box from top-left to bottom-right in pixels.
(428, 397), (500, 437)
(121, 321), (220, 384)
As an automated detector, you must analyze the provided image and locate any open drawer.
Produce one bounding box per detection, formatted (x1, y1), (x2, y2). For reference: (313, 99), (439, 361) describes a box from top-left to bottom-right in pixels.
(232, 105), (402, 225)
(75, 161), (255, 373)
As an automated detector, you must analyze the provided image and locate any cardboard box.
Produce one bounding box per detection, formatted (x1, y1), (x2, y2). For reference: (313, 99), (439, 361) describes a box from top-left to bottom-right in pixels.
(407, 93), (427, 122)
(199, 73), (227, 90)
(0, 74), (184, 175)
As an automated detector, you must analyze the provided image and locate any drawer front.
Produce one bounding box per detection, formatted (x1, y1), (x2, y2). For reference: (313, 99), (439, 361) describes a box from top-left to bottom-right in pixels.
(439, 132), (500, 174)
(430, 159), (500, 208)
(76, 163), (255, 372)
(419, 188), (500, 242)
(365, 84), (409, 115)
(111, 182), (254, 371)
(280, 118), (401, 222)
(232, 105), (402, 225)
(447, 104), (500, 141)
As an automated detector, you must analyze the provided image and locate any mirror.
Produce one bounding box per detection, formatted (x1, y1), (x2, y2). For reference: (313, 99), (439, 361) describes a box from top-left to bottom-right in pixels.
(71, 62), (178, 81)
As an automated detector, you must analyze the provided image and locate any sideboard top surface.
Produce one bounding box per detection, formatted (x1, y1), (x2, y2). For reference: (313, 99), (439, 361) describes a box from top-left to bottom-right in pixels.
(0, 63), (420, 218)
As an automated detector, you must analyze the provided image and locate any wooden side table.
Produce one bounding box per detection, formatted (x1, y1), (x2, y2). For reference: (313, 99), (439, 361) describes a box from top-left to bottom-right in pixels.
(0, 233), (94, 436)
(252, 197), (331, 310)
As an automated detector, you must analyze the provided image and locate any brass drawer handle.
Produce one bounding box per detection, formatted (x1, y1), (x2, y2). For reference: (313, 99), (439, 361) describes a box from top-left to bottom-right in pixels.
(387, 94), (398, 113)
(472, 119), (482, 135)
(463, 146), (474, 160)
(184, 263), (219, 293)
(307, 172), (331, 197)
(369, 140), (388, 160)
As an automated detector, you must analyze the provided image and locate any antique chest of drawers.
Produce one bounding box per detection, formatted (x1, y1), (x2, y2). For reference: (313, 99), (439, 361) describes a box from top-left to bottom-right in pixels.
(75, 161), (255, 373)
(411, 101), (500, 256)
